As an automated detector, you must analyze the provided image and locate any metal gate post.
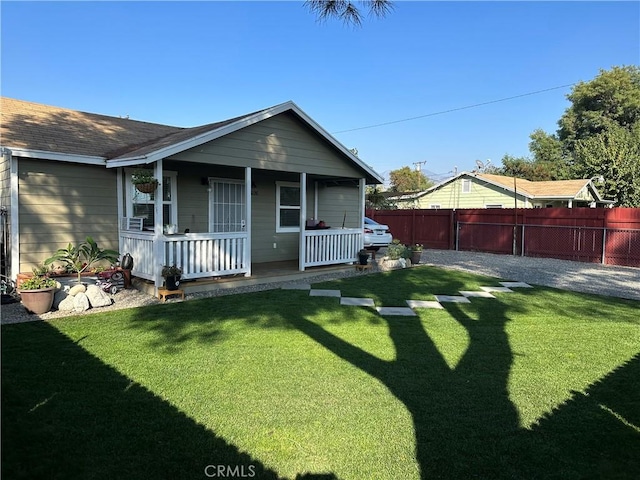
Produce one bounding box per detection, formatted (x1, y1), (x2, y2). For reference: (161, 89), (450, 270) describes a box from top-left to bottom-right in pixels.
(602, 227), (607, 264)
(521, 224), (525, 257)
(455, 221), (459, 251)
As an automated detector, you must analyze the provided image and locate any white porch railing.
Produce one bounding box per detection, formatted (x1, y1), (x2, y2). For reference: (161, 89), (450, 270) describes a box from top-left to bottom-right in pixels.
(120, 231), (249, 281)
(303, 229), (362, 268)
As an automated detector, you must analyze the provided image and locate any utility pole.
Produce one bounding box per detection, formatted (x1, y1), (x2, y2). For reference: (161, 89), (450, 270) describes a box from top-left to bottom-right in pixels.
(513, 176), (518, 256)
(413, 161), (427, 172)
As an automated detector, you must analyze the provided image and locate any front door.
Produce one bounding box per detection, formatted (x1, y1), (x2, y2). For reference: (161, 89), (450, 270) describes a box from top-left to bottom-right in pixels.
(208, 179), (246, 233)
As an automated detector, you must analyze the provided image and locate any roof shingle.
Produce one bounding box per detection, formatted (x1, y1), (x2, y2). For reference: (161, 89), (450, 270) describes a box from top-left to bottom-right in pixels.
(1, 97), (268, 160)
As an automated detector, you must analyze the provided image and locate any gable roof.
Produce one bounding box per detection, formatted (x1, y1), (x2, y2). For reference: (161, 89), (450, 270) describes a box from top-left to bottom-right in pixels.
(474, 173), (597, 199)
(390, 171), (607, 202)
(1, 97), (183, 162)
(0, 97), (382, 183)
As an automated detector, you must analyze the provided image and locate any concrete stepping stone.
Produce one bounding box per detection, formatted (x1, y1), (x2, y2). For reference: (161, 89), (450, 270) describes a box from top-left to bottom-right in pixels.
(282, 283), (311, 290)
(310, 289), (341, 297)
(376, 306), (417, 316)
(480, 286), (514, 293)
(460, 290), (496, 298)
(500, 282), (532, 288)
(340, 297), (375, 307)
(406, 300), (444, 309)
(434, 295), (471, 303)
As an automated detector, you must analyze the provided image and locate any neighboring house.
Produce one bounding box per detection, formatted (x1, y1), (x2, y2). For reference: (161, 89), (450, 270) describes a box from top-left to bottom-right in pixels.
(390, 172), (613, 210)
(0, 97), (383, 288)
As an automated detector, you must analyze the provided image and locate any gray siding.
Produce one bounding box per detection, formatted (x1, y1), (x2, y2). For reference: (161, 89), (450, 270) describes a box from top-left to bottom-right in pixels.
(251, 173), (298, 263)
(315, 184), (360, 228)
(18, 159), (118, 273)
(0, 154), (9, 209)
(173, 112), (363, 178)
(0, 153), (11, 274)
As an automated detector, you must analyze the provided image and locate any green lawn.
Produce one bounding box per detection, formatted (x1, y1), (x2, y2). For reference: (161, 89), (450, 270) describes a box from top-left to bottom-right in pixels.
(2, 266), (639, 480)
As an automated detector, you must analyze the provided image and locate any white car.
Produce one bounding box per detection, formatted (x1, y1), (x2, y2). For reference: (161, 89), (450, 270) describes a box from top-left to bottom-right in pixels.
(363, 217), (393, 251)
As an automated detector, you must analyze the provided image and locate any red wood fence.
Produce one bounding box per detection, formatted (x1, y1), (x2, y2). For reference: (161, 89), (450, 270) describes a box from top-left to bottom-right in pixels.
(366, 208), (640, 268)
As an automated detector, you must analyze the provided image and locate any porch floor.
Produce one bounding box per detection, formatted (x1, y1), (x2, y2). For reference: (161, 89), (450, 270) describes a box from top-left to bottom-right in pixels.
(133, 260), (355, 297)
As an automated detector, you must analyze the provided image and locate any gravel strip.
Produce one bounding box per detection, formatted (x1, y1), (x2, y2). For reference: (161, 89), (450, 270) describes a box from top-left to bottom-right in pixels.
(423, 249), (640, 301)
(2, 250), (638, 325)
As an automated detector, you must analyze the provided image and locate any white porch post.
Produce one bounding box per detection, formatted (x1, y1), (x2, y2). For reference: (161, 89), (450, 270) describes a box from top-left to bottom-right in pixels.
(313, 181), (318, 221)
(153, 160), (164, 288)
(299, 172), (307, 271)
(568, 199), (573, 208)
(116, 167), (124, 255)
(359, 177), (366, 249)
(8, 150), (19, 279)
(245, 166), (252, 277)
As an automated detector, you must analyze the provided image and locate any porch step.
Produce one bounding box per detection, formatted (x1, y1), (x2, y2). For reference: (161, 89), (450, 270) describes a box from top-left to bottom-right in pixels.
(132, 263), (354, 297)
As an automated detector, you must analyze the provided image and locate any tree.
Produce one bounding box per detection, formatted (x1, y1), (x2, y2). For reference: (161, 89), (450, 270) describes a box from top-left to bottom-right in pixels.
(388, 166), (433, 192)
(498, 154), (559, 181)
(573, 121), (640, 207)
(366, 185), (395, 209)
(500, 66), (640, 204)
(304, 0), (393, 26)
(527, 129), (572, 179)
(558, 66), (640, 150)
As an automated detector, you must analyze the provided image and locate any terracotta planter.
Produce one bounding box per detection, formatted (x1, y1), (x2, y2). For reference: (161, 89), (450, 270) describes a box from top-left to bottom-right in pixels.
(18, 287), (56, 314)
(135, 182), (157, 194)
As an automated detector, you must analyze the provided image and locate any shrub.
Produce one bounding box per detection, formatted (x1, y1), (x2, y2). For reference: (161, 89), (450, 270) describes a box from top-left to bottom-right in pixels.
(387, 240), (411, 260)
(19, 275), (57, 291)
(44, 237), (119, 284)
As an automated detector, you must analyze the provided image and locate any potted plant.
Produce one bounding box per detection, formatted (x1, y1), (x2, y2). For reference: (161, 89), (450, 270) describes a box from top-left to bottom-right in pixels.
(132, 169), (158, 193)
(161, 265), (182, 291)
(17, 274), (57, 314)
(358, 249), (370, 265)
(410, 244), (423, 264)
(44, 237), (120, 284)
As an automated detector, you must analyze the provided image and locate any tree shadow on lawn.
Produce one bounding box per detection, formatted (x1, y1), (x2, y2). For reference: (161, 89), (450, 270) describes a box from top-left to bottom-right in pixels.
(289, 296), (527, 478)
(0, 321), (336, 480)
(284, 278), (640, 478)
(120, 267), (638, 479)
(11, 268), (636, 479)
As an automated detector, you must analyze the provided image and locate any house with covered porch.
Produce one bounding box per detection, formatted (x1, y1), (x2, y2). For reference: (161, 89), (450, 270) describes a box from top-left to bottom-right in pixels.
(0, 97), (383, 290)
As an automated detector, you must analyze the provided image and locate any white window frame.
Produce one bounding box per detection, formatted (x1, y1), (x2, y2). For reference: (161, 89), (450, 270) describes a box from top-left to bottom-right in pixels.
(276, 181), (301, 233)
(125, 168), (178, 228)
(430, 204), (441, 209)
(461, 179), (471, 194)
(484, 204), (503, 209)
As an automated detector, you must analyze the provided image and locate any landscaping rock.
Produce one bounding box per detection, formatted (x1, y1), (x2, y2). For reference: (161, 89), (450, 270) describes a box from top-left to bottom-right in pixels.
(69, 284), (87, 296)
(53, 289), (69, 309)
(73, 292), (90, 312)
(86, 285), (112, 308)
(58, 296), (75, 312)
(379, 258), (408, 271)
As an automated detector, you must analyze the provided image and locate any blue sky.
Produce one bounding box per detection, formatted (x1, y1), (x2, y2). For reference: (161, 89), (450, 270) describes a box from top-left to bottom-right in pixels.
(2, 1), (638, 183)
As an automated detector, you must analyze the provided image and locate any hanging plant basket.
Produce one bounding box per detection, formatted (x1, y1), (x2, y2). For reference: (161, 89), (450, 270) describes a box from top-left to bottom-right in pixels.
(135, 182), (157, 194)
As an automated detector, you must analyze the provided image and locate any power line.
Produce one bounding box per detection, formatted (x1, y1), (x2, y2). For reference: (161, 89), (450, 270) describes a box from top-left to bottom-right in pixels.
(332, 83), (575, 134)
